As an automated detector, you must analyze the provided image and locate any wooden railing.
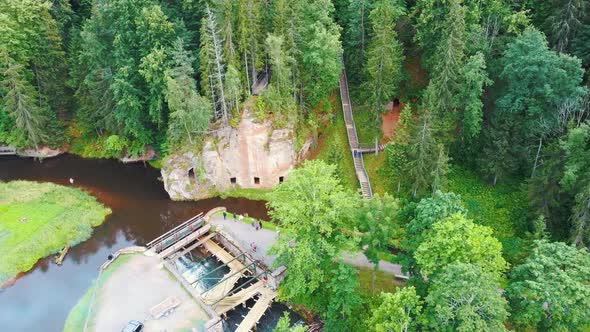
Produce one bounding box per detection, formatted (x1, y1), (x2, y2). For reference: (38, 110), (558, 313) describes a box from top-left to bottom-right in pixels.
(339, 64), (373, 198)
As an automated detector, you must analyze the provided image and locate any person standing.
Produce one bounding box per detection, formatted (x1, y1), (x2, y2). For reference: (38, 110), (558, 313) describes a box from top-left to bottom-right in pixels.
(233, 212), (236, 221)
(223, 211), (227, 220)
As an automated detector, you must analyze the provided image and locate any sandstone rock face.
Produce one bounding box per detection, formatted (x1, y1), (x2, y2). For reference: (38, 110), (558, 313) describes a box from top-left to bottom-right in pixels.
(162, 109), (302, 200)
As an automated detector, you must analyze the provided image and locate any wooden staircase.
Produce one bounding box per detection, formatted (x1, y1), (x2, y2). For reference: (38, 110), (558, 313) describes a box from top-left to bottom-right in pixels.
(339, 65), (373, 199)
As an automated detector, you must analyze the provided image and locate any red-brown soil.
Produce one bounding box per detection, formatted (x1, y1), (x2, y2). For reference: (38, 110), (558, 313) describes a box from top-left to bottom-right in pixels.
(381, 101), (403, 143)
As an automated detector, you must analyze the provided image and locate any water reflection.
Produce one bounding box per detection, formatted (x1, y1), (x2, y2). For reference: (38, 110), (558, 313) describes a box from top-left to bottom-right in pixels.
(0, 154), (268, 332)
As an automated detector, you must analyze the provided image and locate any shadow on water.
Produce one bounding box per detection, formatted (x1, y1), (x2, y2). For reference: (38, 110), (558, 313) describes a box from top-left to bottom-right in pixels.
(0, 154), (268, 332)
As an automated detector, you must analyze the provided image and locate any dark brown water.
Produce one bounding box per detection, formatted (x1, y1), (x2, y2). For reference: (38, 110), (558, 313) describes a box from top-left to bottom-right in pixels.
(0, 154), (268, 332)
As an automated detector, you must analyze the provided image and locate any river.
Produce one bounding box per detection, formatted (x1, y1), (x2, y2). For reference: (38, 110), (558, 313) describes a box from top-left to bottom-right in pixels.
(0, 154), (269, 332)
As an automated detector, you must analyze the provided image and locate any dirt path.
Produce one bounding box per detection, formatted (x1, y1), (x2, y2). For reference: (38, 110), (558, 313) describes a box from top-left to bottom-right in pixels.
(381, 102), (402, 143)
(90, 254), (208, 332)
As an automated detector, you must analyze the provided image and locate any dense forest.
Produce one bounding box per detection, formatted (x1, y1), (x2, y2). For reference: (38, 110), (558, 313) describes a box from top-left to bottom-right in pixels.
(2, 0), (590, 331)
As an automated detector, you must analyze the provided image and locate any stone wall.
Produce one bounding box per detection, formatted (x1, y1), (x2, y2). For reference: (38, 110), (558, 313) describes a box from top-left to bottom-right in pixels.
(162, 109), (307, 200)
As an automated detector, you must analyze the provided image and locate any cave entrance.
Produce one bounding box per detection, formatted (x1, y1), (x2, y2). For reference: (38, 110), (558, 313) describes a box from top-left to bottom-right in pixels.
(230, 177), (236, 184)
(254, 177), (260, 185)
(279, 176), (284, 183)
(188, 168), (195, 181)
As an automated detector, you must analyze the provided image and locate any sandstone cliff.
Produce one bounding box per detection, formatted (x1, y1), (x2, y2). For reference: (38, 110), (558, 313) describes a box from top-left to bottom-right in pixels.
(161, 109), (310, 200)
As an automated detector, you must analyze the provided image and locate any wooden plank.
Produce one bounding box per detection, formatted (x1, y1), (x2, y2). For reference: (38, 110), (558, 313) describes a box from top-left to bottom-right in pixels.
(159, 226), (213, 259)
(214, 281), (265, 315)
(235, 287), (276, 332)
(149, 296), (181, 319)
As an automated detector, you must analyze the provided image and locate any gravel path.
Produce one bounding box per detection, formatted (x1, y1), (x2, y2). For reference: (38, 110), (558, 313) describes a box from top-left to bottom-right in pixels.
(209, 214), (408, 278)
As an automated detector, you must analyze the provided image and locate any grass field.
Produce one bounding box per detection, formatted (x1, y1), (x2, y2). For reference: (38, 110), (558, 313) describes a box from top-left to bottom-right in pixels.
(0, 181), (111, 283)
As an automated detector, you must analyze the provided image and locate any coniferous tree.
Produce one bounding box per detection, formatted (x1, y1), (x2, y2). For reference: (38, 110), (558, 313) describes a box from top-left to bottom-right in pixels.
(200, 4), (229, 126)
(548, 0), (587, 53)
(236, 0), (263, 93)
(405, 113), (447, 197)
(494, 28), (586, 177)
(166, 39), (212, 147)
(364, 0), (405, 120)
(343, 0), (372, 83)
(0, 52), (48, 148)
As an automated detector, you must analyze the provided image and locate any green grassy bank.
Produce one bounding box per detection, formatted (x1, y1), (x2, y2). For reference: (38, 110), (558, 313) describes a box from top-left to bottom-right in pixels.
(0, 181), (111, 283)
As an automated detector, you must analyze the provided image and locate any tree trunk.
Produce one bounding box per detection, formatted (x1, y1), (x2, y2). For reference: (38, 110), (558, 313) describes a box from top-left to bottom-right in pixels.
(531, 136), (543, 178)
(184, 119), (193, 144)
(244, 52), (251, 94)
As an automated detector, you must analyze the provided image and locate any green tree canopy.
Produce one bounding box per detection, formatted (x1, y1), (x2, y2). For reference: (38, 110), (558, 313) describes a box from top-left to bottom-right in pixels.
(506, 241), (590, 331)
(424, 263), (509, 331)
(368, 286), (423, 332)
(415, 213), (507, 277)
(268, 160), (360, 306)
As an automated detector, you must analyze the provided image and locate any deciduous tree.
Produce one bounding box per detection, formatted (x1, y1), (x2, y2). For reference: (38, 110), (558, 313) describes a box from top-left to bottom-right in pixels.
(506, 241), (590, 331)
(424, 263), (509, 331)
(369, 286), (423, 332)
(268, 160), (359, 306)
(415, 213), (507, 277)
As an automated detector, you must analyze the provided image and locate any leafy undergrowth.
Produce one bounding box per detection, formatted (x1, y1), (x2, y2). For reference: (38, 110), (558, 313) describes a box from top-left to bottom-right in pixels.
(363, 152), (387, 196)
(68, 124), (117, 159)
(312, 95), (357, 191)
(447, 166), (529, 264)
(356, 267), (402, 295)
(0, 181), (111, 283)
(352, 105), (383, 146)
(62, 254), (133, 332)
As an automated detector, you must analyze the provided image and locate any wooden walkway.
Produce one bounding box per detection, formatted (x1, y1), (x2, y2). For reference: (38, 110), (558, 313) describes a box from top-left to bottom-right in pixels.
(201, 239), (248, 305)
(235, 286), (276, 332)
(159, 225), (212, 259)
(214, 280), (265, 314)
(339, 66), (373, 198)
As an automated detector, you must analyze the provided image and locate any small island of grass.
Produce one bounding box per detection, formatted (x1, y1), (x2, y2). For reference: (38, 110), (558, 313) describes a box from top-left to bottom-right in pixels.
(0, 181), (111, 284)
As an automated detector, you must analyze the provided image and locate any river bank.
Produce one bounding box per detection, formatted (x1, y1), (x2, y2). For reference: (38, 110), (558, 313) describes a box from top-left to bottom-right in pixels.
(0, 181), (111, 285)
(0, 154), (268, 332)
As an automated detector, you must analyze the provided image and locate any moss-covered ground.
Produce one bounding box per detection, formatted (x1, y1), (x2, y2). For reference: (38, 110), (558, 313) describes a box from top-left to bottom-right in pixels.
(0, 181), (111, 283)
(447, 166), (529, 264)
(356, 267), (402, 295)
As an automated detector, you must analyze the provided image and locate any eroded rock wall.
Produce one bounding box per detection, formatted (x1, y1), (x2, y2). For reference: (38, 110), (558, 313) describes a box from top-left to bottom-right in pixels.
(162, 109), (304, 200)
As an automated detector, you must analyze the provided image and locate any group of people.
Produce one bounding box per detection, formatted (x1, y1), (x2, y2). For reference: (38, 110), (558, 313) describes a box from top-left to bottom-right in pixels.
(222, 211), (263, 230)
(221, 210), (263, 252)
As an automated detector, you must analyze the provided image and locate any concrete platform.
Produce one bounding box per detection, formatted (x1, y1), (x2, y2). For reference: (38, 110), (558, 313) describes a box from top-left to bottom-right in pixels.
(89, 254), (208, 332)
